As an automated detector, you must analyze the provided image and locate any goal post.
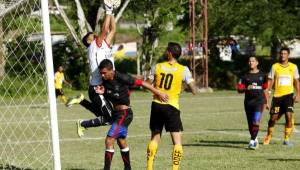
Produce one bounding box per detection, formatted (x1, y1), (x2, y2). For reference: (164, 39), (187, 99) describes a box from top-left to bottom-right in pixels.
(0, 0), (61, 169)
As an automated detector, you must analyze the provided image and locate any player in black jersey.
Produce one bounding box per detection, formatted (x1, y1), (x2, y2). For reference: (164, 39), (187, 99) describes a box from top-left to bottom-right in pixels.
(95, 59), (168, 170)
(237, 56), (269, 149)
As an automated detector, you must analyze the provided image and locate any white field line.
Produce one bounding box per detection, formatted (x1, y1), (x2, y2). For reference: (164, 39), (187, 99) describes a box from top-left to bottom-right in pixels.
(0, 129), (296, 145)
(0, 95), (244, 108)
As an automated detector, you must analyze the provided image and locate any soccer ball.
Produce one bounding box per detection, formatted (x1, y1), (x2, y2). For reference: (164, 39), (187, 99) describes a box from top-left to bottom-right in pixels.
(104, 0), (121, 9)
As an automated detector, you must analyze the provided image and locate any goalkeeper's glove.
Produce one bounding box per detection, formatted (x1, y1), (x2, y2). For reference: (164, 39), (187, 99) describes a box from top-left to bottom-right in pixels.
(105, 3), (113, 15)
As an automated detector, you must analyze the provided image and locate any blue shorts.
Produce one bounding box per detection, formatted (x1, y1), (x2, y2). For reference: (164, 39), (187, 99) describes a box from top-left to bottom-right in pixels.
(107, 108), (133, 139)
(107, 123), (128, 139)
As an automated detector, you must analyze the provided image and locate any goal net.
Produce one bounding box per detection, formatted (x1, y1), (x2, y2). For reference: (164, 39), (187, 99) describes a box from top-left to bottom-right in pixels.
(0, 0), (60, 169)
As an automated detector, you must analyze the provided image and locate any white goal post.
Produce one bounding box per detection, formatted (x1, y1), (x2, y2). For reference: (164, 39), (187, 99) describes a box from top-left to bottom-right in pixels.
(0, 0), (61, 169)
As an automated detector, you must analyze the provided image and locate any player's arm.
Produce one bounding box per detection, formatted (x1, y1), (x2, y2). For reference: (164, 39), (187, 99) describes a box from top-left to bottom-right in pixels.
(236, 76), (246, 93)
(183, 67), (197, 95)
(95, 15), (112, 47)
(104, 15), (116, 46)
(293, 79), (300, 103)
(121, 73), (168, 102)
(293, 66), (300, 102)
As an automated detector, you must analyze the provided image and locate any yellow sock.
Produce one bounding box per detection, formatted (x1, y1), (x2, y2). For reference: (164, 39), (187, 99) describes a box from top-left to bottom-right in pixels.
(147, 141), (158, 170)
(284, 127), (293, 141)
(172, 145), (183, 170)
(267, 127), (274, 137)
(60, 95), (68, 104)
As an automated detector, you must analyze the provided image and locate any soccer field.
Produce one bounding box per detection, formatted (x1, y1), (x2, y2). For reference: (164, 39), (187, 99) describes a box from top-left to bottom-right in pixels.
(56, 90), (300, 170)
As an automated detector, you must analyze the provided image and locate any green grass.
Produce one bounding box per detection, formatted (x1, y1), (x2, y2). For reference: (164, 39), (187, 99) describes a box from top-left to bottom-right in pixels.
(2, 90), (300, 169)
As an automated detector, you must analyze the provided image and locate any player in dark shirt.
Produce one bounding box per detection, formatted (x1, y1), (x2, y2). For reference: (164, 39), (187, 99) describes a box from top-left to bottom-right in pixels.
(95, 59), (168, 170)
(237, 56), (269, 150)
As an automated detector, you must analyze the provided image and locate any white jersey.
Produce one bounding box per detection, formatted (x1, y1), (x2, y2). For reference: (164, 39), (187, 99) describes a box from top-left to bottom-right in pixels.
(88, 39), (115, 86)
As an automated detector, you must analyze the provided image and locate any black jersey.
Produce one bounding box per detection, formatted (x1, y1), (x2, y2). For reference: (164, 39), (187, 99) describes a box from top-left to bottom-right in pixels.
(238, 71), (268, 105)
(102, 71), (137, 106)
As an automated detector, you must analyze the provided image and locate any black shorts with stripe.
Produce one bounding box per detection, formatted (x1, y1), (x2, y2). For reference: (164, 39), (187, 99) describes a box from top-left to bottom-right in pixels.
(150, 102), (183, 133)
(270, 93), (294, 115)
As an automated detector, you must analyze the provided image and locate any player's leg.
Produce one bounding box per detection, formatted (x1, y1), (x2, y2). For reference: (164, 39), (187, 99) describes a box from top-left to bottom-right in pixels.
(248, 105), (263, 149)
(117, 138), (131, 170)
(165, 105), (183, 170)
(283, 94), (294, 145)
(104, 135), (115, 170)
(147, 102), (164, 170)
(263, 97), (281, 145)
(170, 132), (183, 170)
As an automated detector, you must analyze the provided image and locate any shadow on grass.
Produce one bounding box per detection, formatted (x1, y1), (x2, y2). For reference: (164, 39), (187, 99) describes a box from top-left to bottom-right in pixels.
(0, 164), (33, 170)
(183, 140), (248, 149)
(267, 158), (300, 162)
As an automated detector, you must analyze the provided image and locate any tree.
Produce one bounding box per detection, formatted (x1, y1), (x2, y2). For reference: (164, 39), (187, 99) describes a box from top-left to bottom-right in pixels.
(208, 0), (300, 58)
(127, 0), (184, 76)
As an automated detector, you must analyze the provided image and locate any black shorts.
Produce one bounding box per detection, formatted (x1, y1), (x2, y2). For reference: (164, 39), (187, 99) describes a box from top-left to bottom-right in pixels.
(55, 88), (64, 97)
(150, 102), (183, 133)
(270, 93), (294, 115)
(112, 108), (133, 127)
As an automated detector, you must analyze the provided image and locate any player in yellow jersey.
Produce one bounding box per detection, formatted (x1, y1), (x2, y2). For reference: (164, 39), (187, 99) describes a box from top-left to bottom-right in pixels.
(263, 47), (300, 145)
(54, 66), (71, 105)
(146, 42), (197, 170)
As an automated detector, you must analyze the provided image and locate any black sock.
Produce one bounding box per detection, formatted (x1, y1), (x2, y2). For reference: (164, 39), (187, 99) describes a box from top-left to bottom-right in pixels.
(121, 148), (131, 170)
(104, 150), (114, 170)
(80, 116), (108, 128)
(251, 124), (259, 140)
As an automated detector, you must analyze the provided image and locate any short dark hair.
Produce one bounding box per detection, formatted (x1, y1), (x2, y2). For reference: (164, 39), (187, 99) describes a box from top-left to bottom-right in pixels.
(82, 32), (93, 47)
(280, 47), (290, 54)
(167, 42), (182, 59)
(99, 59), (113, 70)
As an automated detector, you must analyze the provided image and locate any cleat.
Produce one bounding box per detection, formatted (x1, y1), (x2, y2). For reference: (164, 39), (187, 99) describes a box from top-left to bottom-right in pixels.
(66, 94), (84, 107)
(283, 140), (293, 146)
(263, 135), (271, 145)
(76, 120), (86, 137)
(253, 138), (259, 149)
(248, 140), (256, 150)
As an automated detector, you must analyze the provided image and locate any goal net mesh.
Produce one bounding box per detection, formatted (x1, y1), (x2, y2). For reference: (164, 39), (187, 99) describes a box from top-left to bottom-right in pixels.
(0, 0), (54, 169)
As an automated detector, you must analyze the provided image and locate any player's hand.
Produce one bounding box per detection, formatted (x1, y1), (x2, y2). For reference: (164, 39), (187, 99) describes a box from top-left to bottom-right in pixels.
(94, 85), (105, 94)
(247, 85), (253, 90)
(157, 92), (169, 102)
(294, 95), (300, 103)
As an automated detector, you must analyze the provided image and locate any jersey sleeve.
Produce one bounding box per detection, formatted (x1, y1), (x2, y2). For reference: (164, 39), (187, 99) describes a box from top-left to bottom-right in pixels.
(268, 65), (275, 79)
(237, 76), (246, 90)
(182, 66), (194, 84)
(294, 66), (300, 79)
(262, 74), (268, 89)
(118, 72), (138, 86)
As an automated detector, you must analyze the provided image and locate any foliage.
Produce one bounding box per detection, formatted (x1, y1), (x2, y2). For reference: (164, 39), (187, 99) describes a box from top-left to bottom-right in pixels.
(52, 38), (89, 90)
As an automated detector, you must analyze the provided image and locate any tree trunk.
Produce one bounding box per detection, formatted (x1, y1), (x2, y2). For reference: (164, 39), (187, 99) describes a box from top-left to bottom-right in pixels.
(95, 6), (105, 33)
(115, 0), (131, 22)
(270, 36), (281, 62)
(53, 0), (82, 45)
(75, 0), (92, 38)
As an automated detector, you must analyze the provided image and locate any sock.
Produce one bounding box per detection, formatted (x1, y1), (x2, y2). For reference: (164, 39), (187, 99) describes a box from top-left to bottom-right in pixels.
(147, 141), (158, 170)
(121, 147), (131, 170)
(61, 95), (68, 104)
(80, 117), (108, 128)
(104, 149), (114, 170)
(250, 124), (259, 140)
(172, 144), (183, 170)
(284, 127), (293, 141)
